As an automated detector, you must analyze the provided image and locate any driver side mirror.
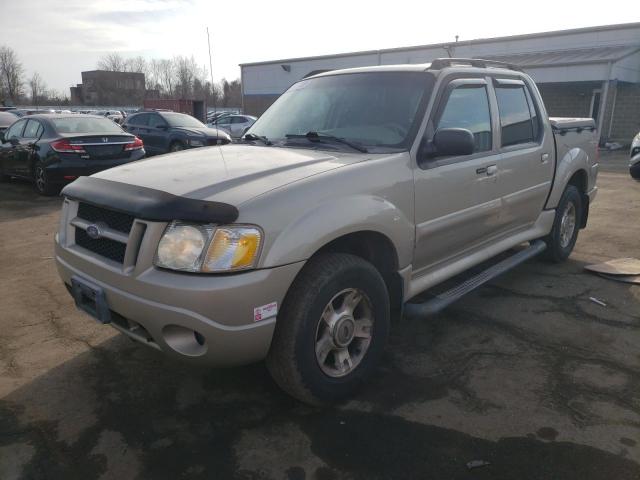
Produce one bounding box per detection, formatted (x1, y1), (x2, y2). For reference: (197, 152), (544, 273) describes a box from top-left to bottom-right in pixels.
(432, 128), (475, 157)
(8, 136), (19, 146)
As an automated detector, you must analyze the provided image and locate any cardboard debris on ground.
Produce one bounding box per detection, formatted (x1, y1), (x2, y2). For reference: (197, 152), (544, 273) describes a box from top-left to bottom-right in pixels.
(585, 258), (640, 284)
(598, 273), (640, 285)
(584, 258), (640, 276)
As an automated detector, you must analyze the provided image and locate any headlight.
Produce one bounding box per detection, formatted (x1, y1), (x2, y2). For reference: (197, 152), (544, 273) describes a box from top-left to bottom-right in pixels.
(188, 138), (205, 146)
(154, 222), (262, 273)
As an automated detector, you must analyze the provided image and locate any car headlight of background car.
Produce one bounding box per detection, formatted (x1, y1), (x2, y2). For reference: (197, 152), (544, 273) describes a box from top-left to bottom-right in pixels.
(154, 221), (262, 273)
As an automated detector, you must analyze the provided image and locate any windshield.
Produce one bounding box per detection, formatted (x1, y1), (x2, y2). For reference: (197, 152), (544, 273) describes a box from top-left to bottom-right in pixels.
(163, 113), (206, 128)
(249, 72), (434, 151)
(51, 117), (125, 134)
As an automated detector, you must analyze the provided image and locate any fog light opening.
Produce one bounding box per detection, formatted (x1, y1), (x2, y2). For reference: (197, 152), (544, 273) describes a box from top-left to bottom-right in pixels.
(162, 324), (207, 357)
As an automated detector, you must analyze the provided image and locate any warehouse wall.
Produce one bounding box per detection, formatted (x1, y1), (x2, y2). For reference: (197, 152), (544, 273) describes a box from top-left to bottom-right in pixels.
(607, 82), (640, 143)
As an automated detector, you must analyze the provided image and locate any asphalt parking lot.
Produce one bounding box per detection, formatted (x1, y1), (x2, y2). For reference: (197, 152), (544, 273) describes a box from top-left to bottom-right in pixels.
(0, 152), (638, 480)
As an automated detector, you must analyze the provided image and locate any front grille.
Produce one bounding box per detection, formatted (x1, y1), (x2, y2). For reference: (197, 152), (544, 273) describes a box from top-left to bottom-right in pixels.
(77, 203), (134, 234)
(75, 228), (126, 263)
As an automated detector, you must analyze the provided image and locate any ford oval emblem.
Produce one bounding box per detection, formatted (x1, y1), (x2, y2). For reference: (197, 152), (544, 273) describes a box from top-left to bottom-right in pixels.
(86, 224), (102, 239)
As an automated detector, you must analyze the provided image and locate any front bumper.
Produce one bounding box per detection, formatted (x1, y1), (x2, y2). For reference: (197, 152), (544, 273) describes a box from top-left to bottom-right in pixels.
(55, 236), (304, 367)
(631, 154), (640, 180)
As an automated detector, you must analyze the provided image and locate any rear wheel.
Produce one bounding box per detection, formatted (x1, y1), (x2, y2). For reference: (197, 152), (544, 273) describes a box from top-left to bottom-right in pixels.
(169, 141), (185, 153)
(33, 161), (59, 196)
(267, 253), (390, 405)
(543, 185), (582, 262)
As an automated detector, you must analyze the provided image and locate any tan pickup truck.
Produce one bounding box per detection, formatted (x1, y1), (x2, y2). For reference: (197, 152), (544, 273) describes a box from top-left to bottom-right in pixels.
(55, 59), (598, 404)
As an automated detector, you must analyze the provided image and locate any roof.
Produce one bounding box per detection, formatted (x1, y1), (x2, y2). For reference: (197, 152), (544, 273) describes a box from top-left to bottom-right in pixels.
(239, 22), (640, 67)
(486, 45), (640, 67)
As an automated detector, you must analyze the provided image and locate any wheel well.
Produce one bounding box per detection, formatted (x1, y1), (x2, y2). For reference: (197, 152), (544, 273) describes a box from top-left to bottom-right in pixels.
(314, 231), (403, 319)
(567, 169), (587, 193)
(567, 169), (589, 228)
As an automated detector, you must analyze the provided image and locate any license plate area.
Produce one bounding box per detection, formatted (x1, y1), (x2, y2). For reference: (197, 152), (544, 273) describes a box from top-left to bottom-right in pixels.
(71, 276), (111, 324)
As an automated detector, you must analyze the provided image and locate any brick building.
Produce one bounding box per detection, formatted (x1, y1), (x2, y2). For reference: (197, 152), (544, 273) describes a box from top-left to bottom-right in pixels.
(70, 70), (146, 106)
(240, 22), (640, 145)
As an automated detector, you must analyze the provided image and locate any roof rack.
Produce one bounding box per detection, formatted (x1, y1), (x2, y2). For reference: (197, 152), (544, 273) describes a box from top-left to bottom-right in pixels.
(428, 58), (523, 72)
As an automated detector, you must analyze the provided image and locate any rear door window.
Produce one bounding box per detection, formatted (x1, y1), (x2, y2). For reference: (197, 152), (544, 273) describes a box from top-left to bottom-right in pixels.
(495, 86), (535, 146)
(148, 114), (167, 128)
(232, 116), (247, 124)
(437, 85), (492, 152)
(23, 120), (43, 139)
(129, 114), (149, 126)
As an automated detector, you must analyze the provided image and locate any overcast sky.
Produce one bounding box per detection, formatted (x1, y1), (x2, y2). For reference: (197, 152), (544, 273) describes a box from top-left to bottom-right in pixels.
(0, 0), (635, 93)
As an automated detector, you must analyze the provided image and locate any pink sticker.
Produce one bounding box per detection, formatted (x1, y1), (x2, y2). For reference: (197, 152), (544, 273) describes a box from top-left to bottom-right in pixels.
(254, 302), (278, 322)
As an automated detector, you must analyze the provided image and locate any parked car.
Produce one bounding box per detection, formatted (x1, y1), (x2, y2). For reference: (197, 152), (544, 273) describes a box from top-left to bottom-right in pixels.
(97, 110), (124, 124)
(123, 111), (231, 155)
(55, 59), (598, 404)
(208, 114), (257, 138)
(0, 114), (145, 195)
(630, 132), (640, 180)
(0, 111), (18, 136)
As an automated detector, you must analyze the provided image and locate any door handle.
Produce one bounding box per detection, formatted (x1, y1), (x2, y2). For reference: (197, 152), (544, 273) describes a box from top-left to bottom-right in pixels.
(541, 153), (550, 163)
(486, 165), (498, 176)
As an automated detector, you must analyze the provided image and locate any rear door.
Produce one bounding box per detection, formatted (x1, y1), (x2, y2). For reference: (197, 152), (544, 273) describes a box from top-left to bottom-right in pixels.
(413, 78), (502, 273)
(1, 119), (28, 176)
(490, 78), (554, 233)
(146, 113), (170, 152)
(127, 113), (152, 151)
(15, 119), (43, 175)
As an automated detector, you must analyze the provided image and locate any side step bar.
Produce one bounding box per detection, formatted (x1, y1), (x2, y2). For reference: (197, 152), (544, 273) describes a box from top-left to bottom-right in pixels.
(404, 240), (547, 318)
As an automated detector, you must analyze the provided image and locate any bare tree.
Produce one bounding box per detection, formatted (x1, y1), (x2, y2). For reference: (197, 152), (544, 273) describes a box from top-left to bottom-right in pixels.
(174, 55), (199, 99)
(29, 71), (46, 106)
(0, 46), (24, 102)
(127, 56), (149, 76)
(158, 58), (175, 96)
(97, 52), (127, 72)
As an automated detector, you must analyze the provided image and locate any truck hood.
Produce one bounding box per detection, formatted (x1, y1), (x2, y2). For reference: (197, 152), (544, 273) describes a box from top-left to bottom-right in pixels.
(91, 144), (366, 206)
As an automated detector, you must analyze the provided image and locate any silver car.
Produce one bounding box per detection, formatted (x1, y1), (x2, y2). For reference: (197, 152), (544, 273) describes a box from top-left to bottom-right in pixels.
(209, 114), (256, 138)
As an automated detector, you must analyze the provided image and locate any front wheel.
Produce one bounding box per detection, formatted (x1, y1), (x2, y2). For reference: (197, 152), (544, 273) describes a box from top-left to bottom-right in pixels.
(267, 253), (390, 405)
(543, 185), (582, 262)
(169, 141), (185, 153)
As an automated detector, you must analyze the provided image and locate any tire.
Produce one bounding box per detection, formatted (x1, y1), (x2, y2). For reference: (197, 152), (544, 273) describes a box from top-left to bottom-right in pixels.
(0, 163), (8, 182)
(33, 160), (60, 196)
(169, 141), (185, 153)
(267, 253), (390, 405)
(543, 185), (582, 262)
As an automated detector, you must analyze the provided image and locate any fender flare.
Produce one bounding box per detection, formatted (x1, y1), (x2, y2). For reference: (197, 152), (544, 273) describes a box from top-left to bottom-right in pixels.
(545, 147), (590, 209)
(260, 194), (414, 269)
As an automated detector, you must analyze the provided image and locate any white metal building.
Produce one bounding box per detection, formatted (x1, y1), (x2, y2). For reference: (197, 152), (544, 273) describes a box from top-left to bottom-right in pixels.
(240, 22), (640, 144)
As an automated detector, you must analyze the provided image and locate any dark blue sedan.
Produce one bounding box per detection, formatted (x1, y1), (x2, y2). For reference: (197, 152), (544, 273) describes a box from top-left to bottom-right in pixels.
(0, 114), (145, 195)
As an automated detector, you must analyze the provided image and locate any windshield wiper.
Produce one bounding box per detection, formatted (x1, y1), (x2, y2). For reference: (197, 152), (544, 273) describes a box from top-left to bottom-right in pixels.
(285, 131), (368, 153)
(243, 132), (272, 146)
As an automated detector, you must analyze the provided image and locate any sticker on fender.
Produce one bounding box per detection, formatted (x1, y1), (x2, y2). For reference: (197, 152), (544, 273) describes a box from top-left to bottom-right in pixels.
(254, 302), (278, 322)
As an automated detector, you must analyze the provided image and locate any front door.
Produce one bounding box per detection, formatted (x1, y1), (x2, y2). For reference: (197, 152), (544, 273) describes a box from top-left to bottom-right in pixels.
(413, 78), (502, 274)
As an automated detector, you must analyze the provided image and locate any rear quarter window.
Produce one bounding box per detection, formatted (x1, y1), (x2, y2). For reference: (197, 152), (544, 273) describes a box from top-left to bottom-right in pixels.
(495, 86), (535, 147)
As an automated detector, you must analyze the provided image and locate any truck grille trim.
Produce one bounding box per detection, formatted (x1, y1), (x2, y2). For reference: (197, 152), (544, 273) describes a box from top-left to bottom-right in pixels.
(75, 228), (127, 264)
(77, 202), (134, 234)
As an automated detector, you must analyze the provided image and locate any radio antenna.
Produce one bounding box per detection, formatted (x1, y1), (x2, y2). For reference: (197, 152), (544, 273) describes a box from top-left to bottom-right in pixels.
(207, 27), (217, 118)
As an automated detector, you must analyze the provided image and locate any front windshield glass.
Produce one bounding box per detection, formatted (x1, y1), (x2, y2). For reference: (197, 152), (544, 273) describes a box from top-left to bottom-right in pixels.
(249, 72), (433, 150)
(163, 113), (205, 128)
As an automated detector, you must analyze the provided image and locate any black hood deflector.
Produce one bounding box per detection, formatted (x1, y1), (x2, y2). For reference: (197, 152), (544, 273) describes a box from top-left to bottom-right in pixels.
(61, 176), (239, 224)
